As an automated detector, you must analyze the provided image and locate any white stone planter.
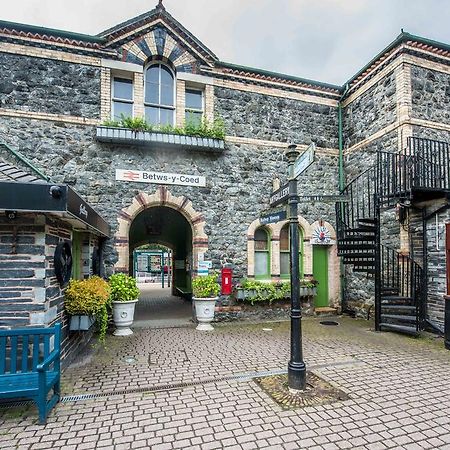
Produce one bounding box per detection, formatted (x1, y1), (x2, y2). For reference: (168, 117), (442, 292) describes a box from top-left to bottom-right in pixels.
(69, 315), (95, 331)
(112, 300), (138, 336)
(193, 297), (218, 331)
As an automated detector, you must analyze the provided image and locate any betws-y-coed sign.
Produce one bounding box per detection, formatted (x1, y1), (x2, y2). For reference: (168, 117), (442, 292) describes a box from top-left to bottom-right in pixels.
(116, 169), (206, 188)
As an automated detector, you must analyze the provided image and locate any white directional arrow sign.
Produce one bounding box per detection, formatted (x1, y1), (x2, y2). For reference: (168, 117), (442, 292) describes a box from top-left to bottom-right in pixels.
(293, 142), (316, 179)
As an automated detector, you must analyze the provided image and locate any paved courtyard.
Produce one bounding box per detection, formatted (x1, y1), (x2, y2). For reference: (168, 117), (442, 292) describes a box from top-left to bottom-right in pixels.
(0, 316), (449, 449)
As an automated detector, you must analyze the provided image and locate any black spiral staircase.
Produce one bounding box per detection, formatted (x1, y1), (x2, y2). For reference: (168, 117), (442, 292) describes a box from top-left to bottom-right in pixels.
(336, 137), (450, 335)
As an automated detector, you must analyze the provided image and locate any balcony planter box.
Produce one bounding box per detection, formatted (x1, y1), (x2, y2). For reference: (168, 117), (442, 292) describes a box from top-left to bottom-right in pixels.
(236, 287), (316, 300)
(300, 287), (317, 297)
(69, 315), (95, 331)
(96, 126), (225, 151)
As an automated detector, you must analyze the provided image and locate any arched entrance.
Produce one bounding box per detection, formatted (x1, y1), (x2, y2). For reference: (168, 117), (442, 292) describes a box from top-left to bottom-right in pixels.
(114, 187), (208, 326)
(129, 206), (193, 292)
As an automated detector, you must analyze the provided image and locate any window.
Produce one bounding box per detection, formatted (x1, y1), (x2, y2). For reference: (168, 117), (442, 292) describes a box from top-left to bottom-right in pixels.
(254, 227), (270, 278)
(145, 63), (175, 126)
(112, 77), (133, 120)
(280, 224), (303, 278)
(185, 89), (203, 126)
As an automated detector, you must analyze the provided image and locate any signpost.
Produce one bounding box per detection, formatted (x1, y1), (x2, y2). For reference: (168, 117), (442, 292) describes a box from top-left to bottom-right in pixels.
(293, 143), (315, 179)
(260, 210), (287, 225)
(285, 144), (306, 391)
(269, 183), (289, 207)
(298, 194), (349, 203)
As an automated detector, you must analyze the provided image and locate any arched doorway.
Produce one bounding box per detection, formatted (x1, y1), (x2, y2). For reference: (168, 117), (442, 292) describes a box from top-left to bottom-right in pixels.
(129, 206), (193, 292)
(114, 187), (208, 326)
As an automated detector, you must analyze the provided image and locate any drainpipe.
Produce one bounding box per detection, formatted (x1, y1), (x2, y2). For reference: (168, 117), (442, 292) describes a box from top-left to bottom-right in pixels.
(338, 84), (349, 312)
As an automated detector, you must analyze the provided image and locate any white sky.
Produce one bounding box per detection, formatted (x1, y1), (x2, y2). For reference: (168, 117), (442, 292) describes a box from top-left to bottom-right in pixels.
(3, 0), (450, 85)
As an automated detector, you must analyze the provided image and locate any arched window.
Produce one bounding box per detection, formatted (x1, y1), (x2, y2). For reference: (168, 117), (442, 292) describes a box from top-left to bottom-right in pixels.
(280, 224), (303, 278)
(144, 63), (175, 126)
(254, 227), (270, 278)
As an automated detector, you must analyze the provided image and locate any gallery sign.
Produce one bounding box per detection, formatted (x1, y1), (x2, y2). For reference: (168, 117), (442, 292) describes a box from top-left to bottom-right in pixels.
(116, 169), (206, 187)
(269, 183), (289, 207)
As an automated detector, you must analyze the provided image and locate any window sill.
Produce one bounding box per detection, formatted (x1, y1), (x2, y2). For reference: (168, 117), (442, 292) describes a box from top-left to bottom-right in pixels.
(96, 126), (225, 151)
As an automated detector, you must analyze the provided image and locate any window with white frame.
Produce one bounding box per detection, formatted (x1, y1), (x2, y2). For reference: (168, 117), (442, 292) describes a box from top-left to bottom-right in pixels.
(112, 77), (133, 120)
(185, 88), (203, 126)
(254, 227), (270, 278)
(144, 63), (175, 126)
(280, 224), (303, 278)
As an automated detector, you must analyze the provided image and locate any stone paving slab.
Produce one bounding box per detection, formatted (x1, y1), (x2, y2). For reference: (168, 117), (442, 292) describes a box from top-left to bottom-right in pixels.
(0, 317), (449, 449)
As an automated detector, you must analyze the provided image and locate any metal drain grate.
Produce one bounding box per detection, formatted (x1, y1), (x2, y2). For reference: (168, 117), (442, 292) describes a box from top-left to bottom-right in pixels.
(0, 360), (363, 409)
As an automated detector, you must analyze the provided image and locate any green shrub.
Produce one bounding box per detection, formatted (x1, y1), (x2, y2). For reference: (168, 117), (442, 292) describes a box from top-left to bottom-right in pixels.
(64, 276), (110, 342)
(109, 273), (140, 302)
(192, 274), (220, 298)
(101, 114), (226, 140)
(237, 278), (317, 305)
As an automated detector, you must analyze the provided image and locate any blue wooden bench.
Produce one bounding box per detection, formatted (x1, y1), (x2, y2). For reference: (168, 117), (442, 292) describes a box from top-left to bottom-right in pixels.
(0, 323), (61, 424)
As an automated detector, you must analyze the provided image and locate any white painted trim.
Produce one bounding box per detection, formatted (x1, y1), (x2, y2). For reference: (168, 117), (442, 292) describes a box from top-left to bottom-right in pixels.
(178, 72), (214, 85)
(101, 59), (143, 73)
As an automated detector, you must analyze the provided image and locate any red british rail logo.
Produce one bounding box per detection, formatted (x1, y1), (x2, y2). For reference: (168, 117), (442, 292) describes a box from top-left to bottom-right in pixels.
(123, 171), (140, 181)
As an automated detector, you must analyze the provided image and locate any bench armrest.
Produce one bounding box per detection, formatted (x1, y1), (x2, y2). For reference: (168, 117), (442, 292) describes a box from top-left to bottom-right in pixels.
(37, 349), (60, 372)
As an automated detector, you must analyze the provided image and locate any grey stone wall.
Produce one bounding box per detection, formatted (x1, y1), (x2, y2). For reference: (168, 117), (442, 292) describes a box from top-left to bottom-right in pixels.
(343, 71), (396, 148)
(0, 53), (100, 118)
(214, 87), (339, 149)
(344, 131), (397, 184)
(411, 66), (450, 125)
(0, 115), (339, 282)
(422, 206), (449, 327)
(0, 214), (46, 328)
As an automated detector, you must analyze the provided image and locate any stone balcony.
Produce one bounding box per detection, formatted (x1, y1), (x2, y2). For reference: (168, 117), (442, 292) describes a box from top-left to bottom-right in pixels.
(96, 126), (225, 151)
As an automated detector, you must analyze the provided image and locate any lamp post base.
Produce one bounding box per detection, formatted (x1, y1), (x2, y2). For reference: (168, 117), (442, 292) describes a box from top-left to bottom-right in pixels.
(288, 361), (307, 391)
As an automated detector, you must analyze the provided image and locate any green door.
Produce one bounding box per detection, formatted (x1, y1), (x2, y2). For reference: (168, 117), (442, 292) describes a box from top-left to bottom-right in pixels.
(313, 246), (329, 307)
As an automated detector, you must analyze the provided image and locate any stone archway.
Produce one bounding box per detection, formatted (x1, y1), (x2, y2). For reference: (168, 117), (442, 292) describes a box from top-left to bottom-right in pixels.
(114, 186), (208, 274)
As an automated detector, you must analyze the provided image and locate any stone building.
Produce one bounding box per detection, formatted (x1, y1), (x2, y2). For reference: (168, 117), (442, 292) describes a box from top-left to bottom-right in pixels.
(0, 2), (449, 349)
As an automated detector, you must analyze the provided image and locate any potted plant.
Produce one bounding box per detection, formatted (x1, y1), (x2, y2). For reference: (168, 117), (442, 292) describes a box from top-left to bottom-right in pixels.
(192, 274), (220, 331)
(109, 273), (140, 336)
(64, 276), (110, 342)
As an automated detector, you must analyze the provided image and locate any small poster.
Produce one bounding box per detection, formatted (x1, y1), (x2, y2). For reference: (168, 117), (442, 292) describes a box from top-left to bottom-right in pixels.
(175, 260), (185, 270)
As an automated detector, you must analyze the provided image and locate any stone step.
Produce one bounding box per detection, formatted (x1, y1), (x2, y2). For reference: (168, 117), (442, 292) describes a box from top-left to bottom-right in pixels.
(314, 307), (338, 316)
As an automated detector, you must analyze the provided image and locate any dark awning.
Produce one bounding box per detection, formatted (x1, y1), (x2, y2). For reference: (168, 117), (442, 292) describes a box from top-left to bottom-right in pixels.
(0, 181), (110, 237)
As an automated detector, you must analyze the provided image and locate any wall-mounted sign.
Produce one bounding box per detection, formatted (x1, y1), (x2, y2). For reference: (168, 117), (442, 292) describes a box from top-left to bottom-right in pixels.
(260, 210), (287, 225)
(197, 261), (211, 276)
(116, 169), (206, 187)
(269, 183), (289, 207)
(312, 224), (332, 245)
(174, 260), (185, 270)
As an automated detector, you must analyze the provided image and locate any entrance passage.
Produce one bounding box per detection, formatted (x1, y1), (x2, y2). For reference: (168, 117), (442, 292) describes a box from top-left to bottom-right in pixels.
(313, 246), (329, 307)
(133, 285), (192, 328)
(129, 206), (193, 326)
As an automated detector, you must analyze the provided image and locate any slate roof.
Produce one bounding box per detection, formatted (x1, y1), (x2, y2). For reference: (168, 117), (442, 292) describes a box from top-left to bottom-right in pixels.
(0, 158), (46, 184)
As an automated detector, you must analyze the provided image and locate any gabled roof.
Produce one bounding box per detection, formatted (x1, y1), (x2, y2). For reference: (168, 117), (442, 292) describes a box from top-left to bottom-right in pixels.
(345, 31), (450, 93)
(98, 3), (218, 64)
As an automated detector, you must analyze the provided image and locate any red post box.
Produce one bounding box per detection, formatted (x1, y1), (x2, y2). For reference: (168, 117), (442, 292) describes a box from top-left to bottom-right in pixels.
(221, 267), (233, 295)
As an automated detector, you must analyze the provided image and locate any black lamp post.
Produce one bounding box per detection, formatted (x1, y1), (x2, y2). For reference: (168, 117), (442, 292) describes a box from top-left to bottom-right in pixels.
(286, 144), (307, 391)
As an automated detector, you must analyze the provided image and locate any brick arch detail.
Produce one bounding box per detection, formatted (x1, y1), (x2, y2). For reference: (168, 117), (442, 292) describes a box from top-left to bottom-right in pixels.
(121, 28), (196, 72)
(114, 186), (207, 273)
(246, 215), (313, 278)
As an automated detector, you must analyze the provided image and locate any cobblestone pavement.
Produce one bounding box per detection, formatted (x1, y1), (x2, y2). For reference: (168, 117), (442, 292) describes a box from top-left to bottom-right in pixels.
(1, 317), (449, 449)
(133, 285), (192, 329)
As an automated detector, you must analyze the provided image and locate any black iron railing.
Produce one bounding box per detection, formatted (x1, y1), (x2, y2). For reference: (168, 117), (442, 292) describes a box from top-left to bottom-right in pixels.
(377, 137), (450, 206)
(377, 245), (424, 330)
(336, 166), (377, 243)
